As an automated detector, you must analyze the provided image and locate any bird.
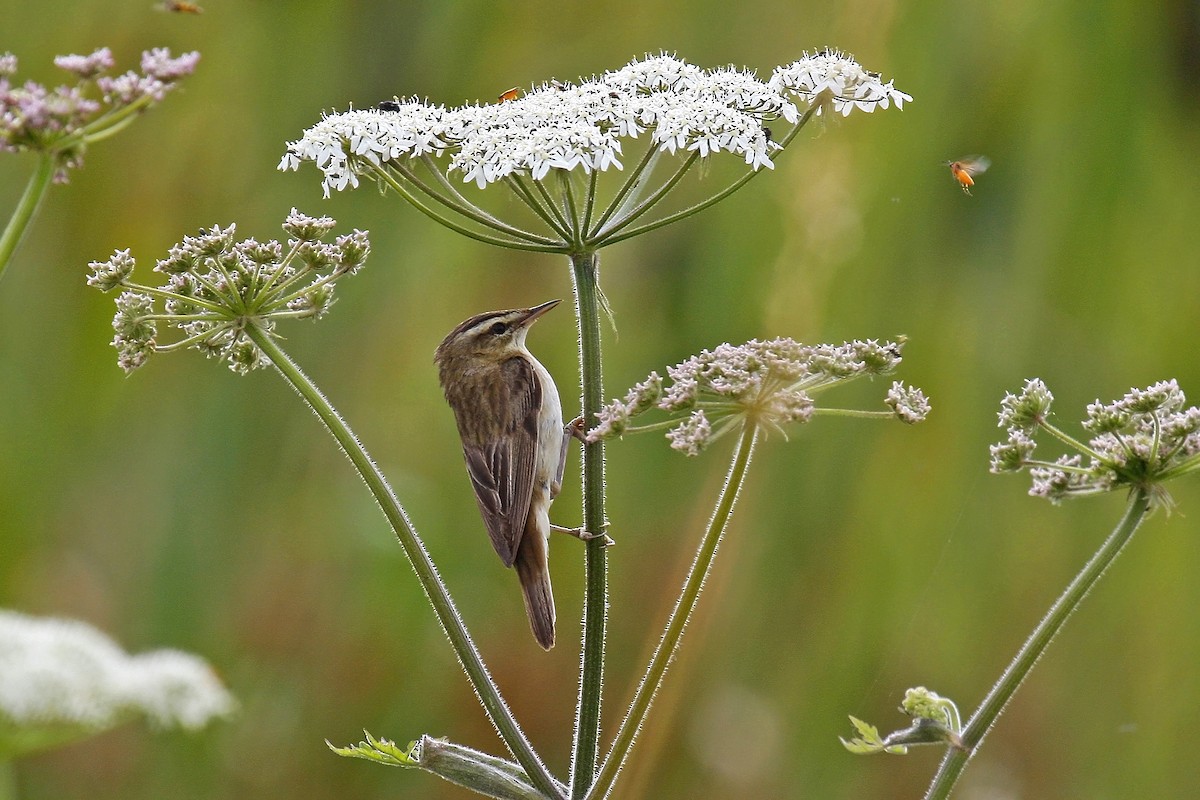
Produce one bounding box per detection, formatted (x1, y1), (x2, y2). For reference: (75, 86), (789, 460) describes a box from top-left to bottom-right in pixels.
(435, 299), (577, 649)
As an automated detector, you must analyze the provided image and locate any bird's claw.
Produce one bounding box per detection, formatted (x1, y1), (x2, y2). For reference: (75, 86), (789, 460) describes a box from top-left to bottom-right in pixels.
(566, 416), (588, 442)
(552, 522), (615, 547)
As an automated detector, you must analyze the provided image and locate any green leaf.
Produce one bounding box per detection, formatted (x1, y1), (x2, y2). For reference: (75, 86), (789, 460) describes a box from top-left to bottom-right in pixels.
(326, 732), (556, 799)
(326, 731), (419, 767)
(839, 716), (909, 755)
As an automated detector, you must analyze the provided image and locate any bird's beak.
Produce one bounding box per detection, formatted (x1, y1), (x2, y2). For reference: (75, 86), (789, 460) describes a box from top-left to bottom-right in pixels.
(517, 299), (561, 328)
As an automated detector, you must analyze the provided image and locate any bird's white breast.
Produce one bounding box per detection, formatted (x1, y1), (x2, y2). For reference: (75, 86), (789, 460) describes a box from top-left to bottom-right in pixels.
(529, 354), (563, 492)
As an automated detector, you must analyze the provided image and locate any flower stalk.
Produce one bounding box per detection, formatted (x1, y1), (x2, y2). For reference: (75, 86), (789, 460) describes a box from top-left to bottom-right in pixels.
(586, 421), (758, 800)
(0, 154), (54, 284)
(568, 249), (609, 797)
(923, 488), (1151, 800)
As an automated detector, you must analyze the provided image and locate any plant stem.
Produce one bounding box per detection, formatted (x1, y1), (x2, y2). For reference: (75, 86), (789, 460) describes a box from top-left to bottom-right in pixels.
(585, 421), (758, 800)
(367, 164), (563, 253)
(568, 249), (609, 799)
(245, 327), (564, 800)
(594, 102), (819, 248)
(923, 488), (1152, 800)
(0, 154), (55, 285)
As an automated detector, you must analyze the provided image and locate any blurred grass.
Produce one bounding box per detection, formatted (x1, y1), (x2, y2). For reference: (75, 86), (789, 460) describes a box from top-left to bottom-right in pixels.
(2, 0), (1200, 797)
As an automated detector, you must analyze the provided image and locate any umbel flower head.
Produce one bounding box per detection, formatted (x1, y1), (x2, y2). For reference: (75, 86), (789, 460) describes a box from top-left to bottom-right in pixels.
(589, 338), (928, 455)
(0, 609), (235, 759)
(1, 47), (199, 182)
(990, 378), (1200, 505)
(87, 209), (369, 374)
(281, 51), (909, 253)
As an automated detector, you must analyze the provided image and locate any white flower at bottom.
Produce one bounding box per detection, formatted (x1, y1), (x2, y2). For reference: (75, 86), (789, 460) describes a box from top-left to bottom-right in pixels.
(0, 609), (235, 748)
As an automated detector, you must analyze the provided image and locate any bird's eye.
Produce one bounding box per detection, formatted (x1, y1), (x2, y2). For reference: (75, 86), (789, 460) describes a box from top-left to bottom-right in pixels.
(489, 321), (508, 335)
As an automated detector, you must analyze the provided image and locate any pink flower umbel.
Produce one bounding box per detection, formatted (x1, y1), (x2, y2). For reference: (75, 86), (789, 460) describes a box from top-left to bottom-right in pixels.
(87, 210), (370, 374)
(1, 47), (199, 181)
(991, 378), (1200, 506)
(590, 337), (928, 455)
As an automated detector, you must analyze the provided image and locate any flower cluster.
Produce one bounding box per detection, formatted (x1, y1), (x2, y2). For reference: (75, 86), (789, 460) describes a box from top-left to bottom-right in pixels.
(281, 51), (909, 196)
(990, 379), (1200, 504)
(590, 338), (927, 455)
(87, 209), (369, 374)
(1, 47), (199, 181)
(0, 609), (235, 755)
(769, 48), (911, 116)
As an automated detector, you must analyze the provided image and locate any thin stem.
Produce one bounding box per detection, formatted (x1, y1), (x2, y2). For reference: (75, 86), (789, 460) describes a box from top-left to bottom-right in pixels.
(154, 323), (235, 352)
(585, 421), (758, 800)
(594, 102), (819, 248)
(392, 161), (558, 245)
(367, 164), (564, 253)
(505, 175), (571, 240)
(245, 326), (564, 800)
(814, 408), (899, 420)
(1039, 420), (1106, 463)
(590, 152), (700, 244)
(67, 94), (156, 145)
(125, 281), (228, 314)
(532, 176), (574, 239)
(558, 171), (583, 246)
(1157, 451), (1200, 481)
(580, 168), (600, 240)
(413, 155), (561, 245)
(587, 144), (659, 239)
(923, 488), (1152, 800)
(0, 153), (55, 284)
(568, 250), (609, 799)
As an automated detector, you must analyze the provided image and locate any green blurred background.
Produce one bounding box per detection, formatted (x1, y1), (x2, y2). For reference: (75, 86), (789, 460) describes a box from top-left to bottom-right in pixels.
(3, 0), (1200, 797)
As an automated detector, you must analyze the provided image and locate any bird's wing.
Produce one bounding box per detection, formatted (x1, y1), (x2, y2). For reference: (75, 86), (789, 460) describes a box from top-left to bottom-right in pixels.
(461, 356), (541, 568)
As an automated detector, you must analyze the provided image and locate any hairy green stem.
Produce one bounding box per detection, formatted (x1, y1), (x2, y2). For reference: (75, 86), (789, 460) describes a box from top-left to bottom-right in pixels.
(0, 154), (55, 285)
(924, 488), (1152, 800)
(568, 250), (609, 798)
(246, 327), (564, 800)
(585, 421), (758, 800)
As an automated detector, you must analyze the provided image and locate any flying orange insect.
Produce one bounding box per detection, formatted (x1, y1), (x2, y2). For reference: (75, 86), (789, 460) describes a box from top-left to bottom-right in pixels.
(946, 156), (990, 195)
(157, 0), (204, 12)
(498, 87), (521, 102)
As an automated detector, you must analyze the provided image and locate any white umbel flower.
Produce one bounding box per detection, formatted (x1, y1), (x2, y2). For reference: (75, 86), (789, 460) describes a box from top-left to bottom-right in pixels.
(0, 610), (235, 743)
(282, 52), (909, 194)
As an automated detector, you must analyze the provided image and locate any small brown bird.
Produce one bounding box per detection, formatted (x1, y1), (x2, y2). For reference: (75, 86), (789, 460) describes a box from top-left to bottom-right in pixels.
(497, 87), (521, 102)
(946, 156), (990, 195)
(435, 300), (576, 649)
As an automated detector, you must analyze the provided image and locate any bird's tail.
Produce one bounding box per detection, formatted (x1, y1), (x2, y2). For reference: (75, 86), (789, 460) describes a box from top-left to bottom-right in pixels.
(514, 532), (555, 650)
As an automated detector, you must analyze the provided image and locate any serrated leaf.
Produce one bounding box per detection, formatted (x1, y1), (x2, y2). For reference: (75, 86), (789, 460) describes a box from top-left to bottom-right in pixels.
(840, 716), (909, 755)
(326, 730), (420, 767)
